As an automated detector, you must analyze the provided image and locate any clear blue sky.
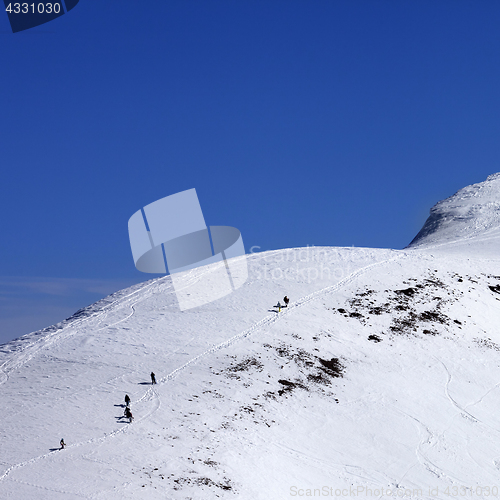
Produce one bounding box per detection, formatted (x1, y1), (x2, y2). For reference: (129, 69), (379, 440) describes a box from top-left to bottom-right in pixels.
(1, 0), (500, 344)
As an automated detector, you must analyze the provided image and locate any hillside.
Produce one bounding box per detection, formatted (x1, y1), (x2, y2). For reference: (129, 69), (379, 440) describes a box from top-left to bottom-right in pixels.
(1, 176), (500, 499)
(408, 173), (500, 256)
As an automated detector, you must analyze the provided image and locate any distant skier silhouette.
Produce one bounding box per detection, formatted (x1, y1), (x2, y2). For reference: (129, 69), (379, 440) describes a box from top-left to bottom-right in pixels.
(277, 301), (281, 312)
(60, 438), (65, 450)
(150, 372), (156, 384)
(124, 407), (134, 423)
(283, 296), (289, 307)
(124, 394), (130, 407)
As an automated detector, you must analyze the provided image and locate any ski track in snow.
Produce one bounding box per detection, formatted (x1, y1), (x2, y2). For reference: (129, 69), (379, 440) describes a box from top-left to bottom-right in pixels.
(1, 233), (498, 494)
(0, 250), (410, 488)
(0, 257), (226, 386)
(0, 279), (163, 385)
(435, 357), (479, 423)
(435, 357), (500, 481)
(8, 476), (90, 499)
(397, 406), (460, 489)
(393, 353), (500, 490)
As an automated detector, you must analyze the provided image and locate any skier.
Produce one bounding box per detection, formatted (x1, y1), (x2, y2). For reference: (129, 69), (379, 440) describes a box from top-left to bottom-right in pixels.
(60, 438), (65, 450)
(283, 296), (289, 307)
(150, 372), (156, 385)
(277, 301), (281, 312)
(124, 394), (130, 407)
(124, 407), (134, 423)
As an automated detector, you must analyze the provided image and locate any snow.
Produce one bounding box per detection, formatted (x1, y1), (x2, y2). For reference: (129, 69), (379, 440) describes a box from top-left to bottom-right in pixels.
(408, 173), (500, 252)
(1, 174), (500, 499)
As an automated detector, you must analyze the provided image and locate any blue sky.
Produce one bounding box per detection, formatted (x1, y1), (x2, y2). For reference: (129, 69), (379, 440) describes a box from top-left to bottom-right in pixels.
(1, 0), (500, 344)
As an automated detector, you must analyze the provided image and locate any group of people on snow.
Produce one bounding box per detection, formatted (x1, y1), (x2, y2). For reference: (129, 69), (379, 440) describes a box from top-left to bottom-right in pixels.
(116, 295), (288, 427)
(57, 291), (290, 449)
(121, 372), (156, 424)
(58, 290), (288, 446)
(123, 394), (134, 422)
(56, 369), (157, 449)
(276, 296), (289, 312)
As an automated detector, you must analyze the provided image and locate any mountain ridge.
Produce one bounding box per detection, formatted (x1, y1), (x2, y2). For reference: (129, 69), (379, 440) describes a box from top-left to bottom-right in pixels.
(1, 176), (500, 499)
(408, 173), (500, 249)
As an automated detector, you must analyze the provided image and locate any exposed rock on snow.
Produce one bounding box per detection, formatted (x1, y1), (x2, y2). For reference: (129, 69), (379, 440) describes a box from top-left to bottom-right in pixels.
(1, 175), (500, 499)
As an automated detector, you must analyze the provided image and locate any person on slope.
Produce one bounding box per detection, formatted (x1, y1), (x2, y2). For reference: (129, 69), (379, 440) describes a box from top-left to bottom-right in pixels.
(124, 407), (134, 423)
(150, 372), (156, 385)
(283, 296), (289, 307)
(124, 394), (130, 407)
(277, 301), (281, 312)
(60, 438), (65, 450)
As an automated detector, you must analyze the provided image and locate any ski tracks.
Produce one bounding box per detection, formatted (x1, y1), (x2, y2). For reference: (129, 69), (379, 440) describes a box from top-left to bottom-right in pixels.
(0, 250), (409, 490)
(436, 357), (500, 477)
(156, 250), (408, 387)
(435, 357), (479, 423)
(395, 407), (459, 488)
(0, 241), (487, 494)
(0, 278), (169, 386)
(0, 384), (162, 486)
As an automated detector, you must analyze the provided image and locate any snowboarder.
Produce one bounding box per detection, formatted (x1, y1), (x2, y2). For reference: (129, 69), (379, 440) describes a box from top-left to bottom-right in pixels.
(283, 296), (289, 307)
(150, 372), (156, 385)
(60, 438), (65, 450)
(124, 407), (134, 423)
(124, 394), (130, 407)
(277, 301), (281, 312)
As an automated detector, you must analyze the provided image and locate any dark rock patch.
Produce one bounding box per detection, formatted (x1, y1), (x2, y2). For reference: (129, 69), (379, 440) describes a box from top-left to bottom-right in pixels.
(239, 405), (255, 413)
(475, 338), (500, 351)
(277, 379), (306, 396)
(419, 310), (447, 324)
(390, 314), (418, 334)
(422, 329), (437, 335)
(307, 372), (331, 385)
(173, 476), (232, 491)
(395, 288), (416, 297)
(424, 278), (446, 288)
(226, 357), (263, 372)
(318, 357), (344, 377)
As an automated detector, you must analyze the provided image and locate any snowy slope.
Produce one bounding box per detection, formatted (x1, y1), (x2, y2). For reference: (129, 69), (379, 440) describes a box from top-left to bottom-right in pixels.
(1, 176), (500, 499)
(408, 173), (500, 254)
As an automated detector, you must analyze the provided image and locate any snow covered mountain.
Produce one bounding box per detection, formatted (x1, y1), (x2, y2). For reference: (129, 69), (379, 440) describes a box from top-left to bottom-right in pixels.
(1, 174), (500, 499)
(408, 173), (500, 255)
